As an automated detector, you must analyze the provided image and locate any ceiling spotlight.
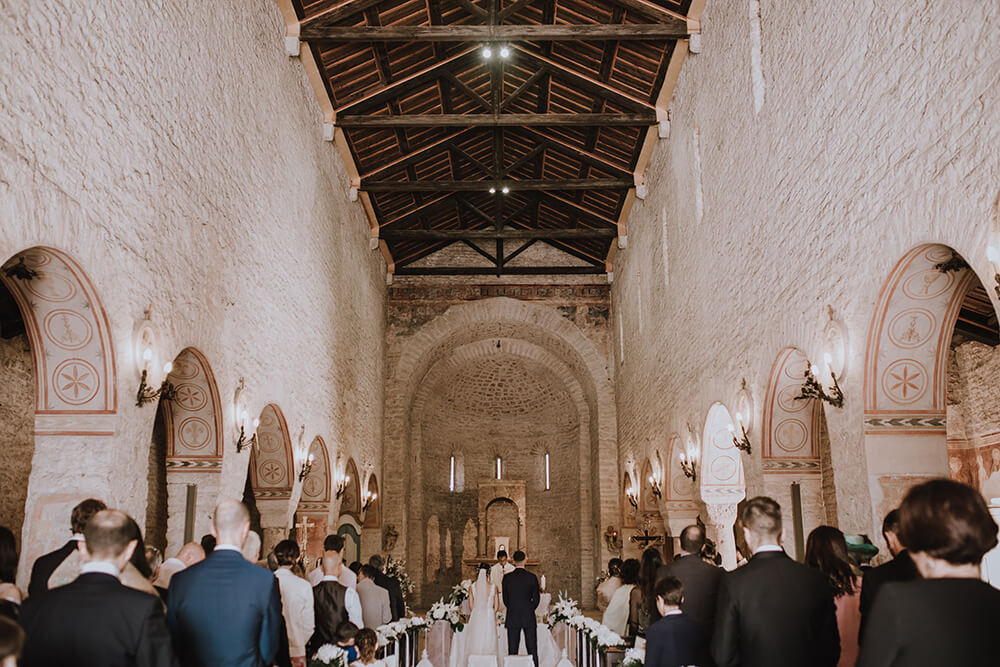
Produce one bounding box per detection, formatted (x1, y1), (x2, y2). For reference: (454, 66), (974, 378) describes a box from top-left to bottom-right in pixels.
(501, 186), (510, 194)
(499, 46), (510, 59)
(489, 187), (497, 194)
(482, 46), (492, 59)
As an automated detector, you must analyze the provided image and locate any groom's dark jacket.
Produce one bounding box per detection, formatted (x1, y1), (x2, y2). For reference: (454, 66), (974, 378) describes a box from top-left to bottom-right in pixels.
(502, 567), (540, 628)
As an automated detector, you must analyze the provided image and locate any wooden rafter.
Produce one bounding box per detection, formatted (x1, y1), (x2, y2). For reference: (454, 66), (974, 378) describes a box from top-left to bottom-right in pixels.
(337, 113), (655, 127)
(360, 178), (632, 192)
(301, 23), (690, 41)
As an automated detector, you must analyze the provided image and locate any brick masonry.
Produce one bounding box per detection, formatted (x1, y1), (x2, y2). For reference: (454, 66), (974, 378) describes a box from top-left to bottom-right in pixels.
(0, 332), (34, 550)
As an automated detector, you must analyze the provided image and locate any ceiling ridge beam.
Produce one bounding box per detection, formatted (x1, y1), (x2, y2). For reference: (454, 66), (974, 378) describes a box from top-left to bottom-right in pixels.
(360, 178), (632, 192)
(301, 23), (690, 41)
(337, 113), (656, 127)
(382, 228), (617, 240)
(395, 266), (605, 275)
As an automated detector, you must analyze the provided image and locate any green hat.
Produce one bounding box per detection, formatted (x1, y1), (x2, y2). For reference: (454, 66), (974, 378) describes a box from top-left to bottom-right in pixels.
(845, 534), (879, 559)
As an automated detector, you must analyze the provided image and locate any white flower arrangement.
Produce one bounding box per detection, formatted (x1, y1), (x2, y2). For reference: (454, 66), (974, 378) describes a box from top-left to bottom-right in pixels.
(446, 579), (473, 606)
(376, 616), (431, 647)
(546, 595), (623, 649)
(547, 593), (582, 628)
(622, 647), (645, 667)
(428, 599), (464, 633)
(310, 643), (348, 667)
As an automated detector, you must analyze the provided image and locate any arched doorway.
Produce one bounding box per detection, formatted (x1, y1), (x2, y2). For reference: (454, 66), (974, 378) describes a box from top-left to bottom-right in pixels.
(245, 404), (294, 553)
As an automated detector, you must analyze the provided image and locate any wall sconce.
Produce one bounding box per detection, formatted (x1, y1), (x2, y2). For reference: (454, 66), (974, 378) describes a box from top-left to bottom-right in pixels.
(235, 410), (260, 453)
(334, 468), (351, 499)
(626, 483), (639, 509)
(679, 432), (699, 482)
(728, 412), (752, 454)
(136, 354), (176, 407)
(298, 452), (315, 482)
(362, 489), (377, 511)
(648, 451), (663, 499)
(2, 256), (37, 280)
(796, 353), (844, 408)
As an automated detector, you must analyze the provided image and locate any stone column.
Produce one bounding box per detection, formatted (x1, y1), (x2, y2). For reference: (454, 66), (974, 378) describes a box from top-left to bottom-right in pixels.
(704, 503), (739, 570)
(256, 498), (293, 556)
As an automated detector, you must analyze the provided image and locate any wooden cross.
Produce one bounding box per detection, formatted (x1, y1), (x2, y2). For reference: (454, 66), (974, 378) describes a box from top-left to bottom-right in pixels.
(630, 528), (663, 548)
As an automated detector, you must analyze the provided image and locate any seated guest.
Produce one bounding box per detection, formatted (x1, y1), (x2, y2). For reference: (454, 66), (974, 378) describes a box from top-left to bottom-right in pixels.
(0, 528), (22, 621)
(596, 558), (623, 612)
(643, 577), (697, 667)
(336, 622), (360, 663)
(309, 555), (363, 655)
(309, 535), (357, 589)
(0, 616), (24, 667)
(858, 508), (919, 643)
(167, 500), (283, 667)
(658, 525), (722, 667)
(857, 479), (1000, 667)
(368, 555), (405, 621)
(274, 540), (315, 667)
(27, 498), (105, 597)
(19, 509), (173, 667)
(602, 558), (638, 636)
(152, 542), (205, 596)
(357, 564), (391, 629)
(351, 628), (384, 667)
(806, 526), (861, 667)
(712, 496), (839, 667)
(628, 547), (663, 638)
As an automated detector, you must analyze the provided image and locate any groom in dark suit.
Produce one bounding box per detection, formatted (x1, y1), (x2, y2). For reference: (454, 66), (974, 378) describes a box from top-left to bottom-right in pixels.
(502, 550), (540, 666)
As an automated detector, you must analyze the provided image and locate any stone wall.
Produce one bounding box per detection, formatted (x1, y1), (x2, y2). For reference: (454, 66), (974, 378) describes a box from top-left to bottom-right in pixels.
(1, 0), (385, 583)
(947, 341), (1000, 496)
(0, 332), (34, 548)
(611, 0), (1000, 541)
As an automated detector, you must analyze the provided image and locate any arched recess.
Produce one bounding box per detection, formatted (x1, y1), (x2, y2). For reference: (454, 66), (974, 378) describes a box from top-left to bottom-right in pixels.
(638, 455), (669, 560)
(863, 244), (984, 525)
(761, 347), (833, 559)
(0, 248), (116, 578)
(340, 458), (362, 522)
(155, 347), (224, 553)
(294, 436), (330, 572)
(700, 403), (746, 569)
(363, 474), (380, 529)
(247, 404), (294, 553)
(622, 470), (637, 529)
(337, 514), (363, 565)
(662, 434), (699, 553)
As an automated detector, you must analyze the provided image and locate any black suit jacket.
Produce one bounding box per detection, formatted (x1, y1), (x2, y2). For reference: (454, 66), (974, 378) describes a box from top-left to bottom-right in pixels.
(659, 554), (723, 665)
(857, 578), (1000, 667)
(712, 550), (839, 667)
(27, 539), (77, 597)
(645, 613), (699, 667)
(858, 550), (919, 644)
(19, 572), (174, 667)
(374, 571), (405, 621)
(502, 567), (540, 629)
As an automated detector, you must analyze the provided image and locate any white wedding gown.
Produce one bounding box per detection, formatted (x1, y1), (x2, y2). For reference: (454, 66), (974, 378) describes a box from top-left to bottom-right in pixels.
(450, 572), (501, 667)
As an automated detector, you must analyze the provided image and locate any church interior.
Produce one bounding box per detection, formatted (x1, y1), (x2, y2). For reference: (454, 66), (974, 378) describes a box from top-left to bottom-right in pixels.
(3, 0), (1000, 620)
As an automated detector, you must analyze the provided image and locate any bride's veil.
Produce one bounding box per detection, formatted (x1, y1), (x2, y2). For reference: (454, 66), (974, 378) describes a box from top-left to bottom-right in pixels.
(472, 568), (489, 608)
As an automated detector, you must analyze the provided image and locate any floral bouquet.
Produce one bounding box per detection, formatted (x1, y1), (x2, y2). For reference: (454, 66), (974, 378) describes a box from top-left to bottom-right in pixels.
(547, 593), (581, 628)
(446, 579), (473, 606)
(622, 647), (644, 667)
(310, 644), (348, 667)
(428, 600), (464, 633)
(385, 557), (415, 612)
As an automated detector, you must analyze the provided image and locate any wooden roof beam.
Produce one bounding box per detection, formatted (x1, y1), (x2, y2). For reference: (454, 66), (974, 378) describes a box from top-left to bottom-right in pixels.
(301, 23), (690, 41)
(381, 228), (617, 240)
(337, 113), (656, 127)
(361, 178), (632, 192)
(395, 266), (605, 276)
(299, 0), (385, 30)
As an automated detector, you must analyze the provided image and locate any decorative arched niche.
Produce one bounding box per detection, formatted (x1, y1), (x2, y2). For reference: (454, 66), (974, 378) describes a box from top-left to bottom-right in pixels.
(293, 436), (331, 571)
(700, 403), (746, 569)
(477, 481), (527, 556)
(246, 404), (294, 552)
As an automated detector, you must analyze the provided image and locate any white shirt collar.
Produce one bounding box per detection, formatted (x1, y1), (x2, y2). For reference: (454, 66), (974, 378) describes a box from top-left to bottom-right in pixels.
(753, 544), (784, 555)
(322, 574), (341, 582)
(214, 544), (242, 553)
(71, 534), (85, 542)
(81, 561), (120, 578)
(662, 609), (683, 617)
(163, 557), (185, 568)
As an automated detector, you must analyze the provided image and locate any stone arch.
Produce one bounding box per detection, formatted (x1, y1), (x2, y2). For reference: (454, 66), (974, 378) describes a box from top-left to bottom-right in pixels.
(247, 404), (294, 552)
(700, 402), (746, 569)
(661, 434), (698, 554)
(341, 458), (362, 520)
(294, 435), (330, 570)
(863, 243), (992, 525)
(0, 247), (116, 574)
(363, 474), (380, 529)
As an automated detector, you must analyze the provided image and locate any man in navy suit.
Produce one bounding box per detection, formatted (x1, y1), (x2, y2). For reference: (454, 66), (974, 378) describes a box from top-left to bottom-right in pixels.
(167, 500), (283, 667)
(644, 576), (698, 667)
(501, 551), (540, 666)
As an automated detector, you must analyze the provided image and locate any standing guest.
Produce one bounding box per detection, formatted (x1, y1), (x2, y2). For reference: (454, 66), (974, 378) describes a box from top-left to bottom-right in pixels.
(274, 540), (315, 667)
(19, 509), (174, 667)
(348, 561), (362, 577)
(0, 528), (22, 621)
(0, 616), (24, 667)
(357, 564), (391, 629)
(596, 558), (623, 612)
(502, 551), (540, 667)
(602, 558), (638, 636)
(368, 554), (405, 621)
(145, 546), (163, 580)
(351, 628), (384, 667)
(309, 536), (357, 590)
(167, 500), (283, 667)
(806, 526), (861, 667)
(658, 525), (722, 667)
(152, 542), (205, 597)
(27, 497), (105, 597)
(243, 531), (262, 564)
(46, 514), (156, 593)
(628, 547), (664, 638)
(309, 556), (363, 655)
(200, 533), (216, 555)
(857, 479), (1000, 667)
(643, 577), (698, 667)
(858, 509), (919, 643)
(712, 496), (839, 667)
(701, 539), (722, 567)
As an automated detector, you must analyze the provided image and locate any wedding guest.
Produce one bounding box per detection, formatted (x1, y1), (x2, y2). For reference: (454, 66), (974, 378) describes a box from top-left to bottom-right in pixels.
(602, 558), (638, 635)
(336, 622), (360, 662)
(368, 554), (405, 621)
(806, 526), (861, 667)
(628, 547), (664, 637)
(167, 500), (283, 667)
(596, 558), (623, 612)
(19, 509), (174, 667)
(274, 540), (315, 667)
(145, 545), (163, 579)
(309, 535), (357, 590)
(152, 542), (205, 597)
(27, 497), (105, 597)
(357, 564), (391, 629)
(46, 514), (158, 595)
(351, 628), (384, 667)
(643, 577), (697, 667)
(858, 508), (919, 643)
(243, 530), (263, 563)
(349, 561), (362, 576)
(309, 555), (363, 655)
(0, 616), (24, 667)
(658, 525), (722, 666)
(200, 533), (216, 555)
(701, 538), (722, 567)
(857, 479), (1000, 667)
(712, 496), (839, 667)
(0, 528), (22, 621)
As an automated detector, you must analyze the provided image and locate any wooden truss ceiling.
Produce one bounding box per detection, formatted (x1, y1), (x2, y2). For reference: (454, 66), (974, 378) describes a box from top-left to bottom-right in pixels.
(284, 0), (703, 275)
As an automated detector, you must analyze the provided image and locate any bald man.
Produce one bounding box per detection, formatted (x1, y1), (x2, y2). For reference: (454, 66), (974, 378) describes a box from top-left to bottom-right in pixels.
(167, 500), (283, 667)
(153, 542), (205, 597)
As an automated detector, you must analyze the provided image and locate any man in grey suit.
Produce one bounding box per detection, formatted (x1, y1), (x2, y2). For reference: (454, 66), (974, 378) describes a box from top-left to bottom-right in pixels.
(357, 564), (391, 629)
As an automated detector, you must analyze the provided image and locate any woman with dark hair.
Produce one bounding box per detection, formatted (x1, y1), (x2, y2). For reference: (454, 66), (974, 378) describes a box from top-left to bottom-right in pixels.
(628, 547), (665, 638)
(603, 558), (639, 636)
(806, 525), (860, 667)
(858, 478), (1000, 667)
(0, 615), (24, 666)
(0, 528), (22, 621)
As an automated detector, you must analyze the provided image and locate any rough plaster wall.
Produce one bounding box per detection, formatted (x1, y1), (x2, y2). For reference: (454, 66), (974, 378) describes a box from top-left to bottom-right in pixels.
(0, 333), (34, 548)
(611, 0), (1000, 538)
(1, 0), (386, 583)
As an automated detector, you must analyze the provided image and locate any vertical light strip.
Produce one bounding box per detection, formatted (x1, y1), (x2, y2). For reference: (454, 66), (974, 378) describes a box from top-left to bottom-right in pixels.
(496, 456), (502, 480)
(545, 453), (550, 490)
(450, 456), (456, 492)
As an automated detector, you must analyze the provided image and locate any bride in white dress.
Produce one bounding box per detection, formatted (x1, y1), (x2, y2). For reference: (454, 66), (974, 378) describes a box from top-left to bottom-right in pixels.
(450, 565), (501, 667)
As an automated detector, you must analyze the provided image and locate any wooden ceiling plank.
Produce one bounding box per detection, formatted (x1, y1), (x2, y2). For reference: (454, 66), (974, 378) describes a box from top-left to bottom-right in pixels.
(457, 197), (496, 225)
(603, 0), (690, 25)
(378, 193), (458, 228)
(502, 144), (545, 176)
(447, 143), (494, 176)
(359, 127), (477, 179)
(442, 71), (492, 111)
(498, 0), (535, 21)
(452, 0), (487, 20)
(300, 0), (385, 30)
(541, 191), (618, 227)
(301, 23), (690, 41)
